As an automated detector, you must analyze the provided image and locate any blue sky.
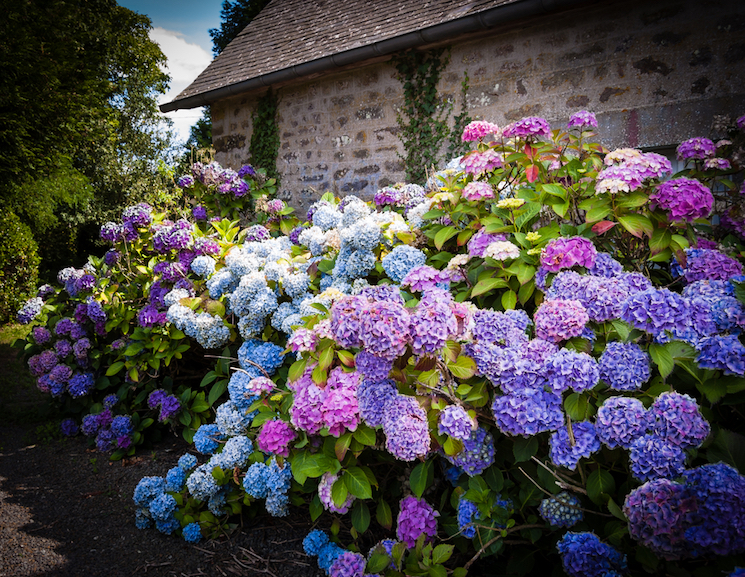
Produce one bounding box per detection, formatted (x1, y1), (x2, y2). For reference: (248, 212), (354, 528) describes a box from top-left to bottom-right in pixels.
(118, 0), (226, 143)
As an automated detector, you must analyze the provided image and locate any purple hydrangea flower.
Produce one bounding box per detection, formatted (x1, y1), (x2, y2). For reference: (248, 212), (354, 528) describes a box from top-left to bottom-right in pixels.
(60, 418), (79, 437)
(383, 395), (430, 461)
(676, 137), (716, 160)
(696, 334), (745, 375)
(650, 178), (713, 222)
(396, 496), (438, 547)
(545, 349), (599, 393)
(354, 351), (392, 381)
(567, 110), (597, 129)
(682, 248), (743, 283)
(360, 300), (411, 361)
(621, 288), (689, 338)
(329, 551), (366, 577)
(492, 388), (563, 437)
(503, 116), (551, 139)
(319, 471), (355, 514)
(444, 426), (495, 476)
(357, 378), (398, 428)
(437, 405), (474, 440)
(646, 392), (709, 449)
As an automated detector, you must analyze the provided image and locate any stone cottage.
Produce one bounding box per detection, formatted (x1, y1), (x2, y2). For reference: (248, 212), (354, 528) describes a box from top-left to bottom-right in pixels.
(162, 0), (745, 212)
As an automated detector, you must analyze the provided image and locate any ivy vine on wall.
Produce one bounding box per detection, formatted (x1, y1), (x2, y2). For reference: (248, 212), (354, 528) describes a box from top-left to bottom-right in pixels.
(249, 88), (281, 185)
(393, 48), (471, 184)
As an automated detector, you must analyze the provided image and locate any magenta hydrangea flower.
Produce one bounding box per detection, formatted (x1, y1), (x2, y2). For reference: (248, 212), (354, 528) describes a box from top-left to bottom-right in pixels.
(461, 181), (495, 201)
(704, 157), (731, 170)
(396, 496), (439, 547)
(461, 120), (500, 142)
(650, 178), (713, 222)
(318, 471), (355, 514)
(503, 116), (551, 139)
(322, 381), (360, 436)
(676, 137), (716, 161)
(534, 299), (589, 343)
(290, 379), (325, 435)
(257, 419), (297, 457)
(567, 110), (598, 129)
(540, 236), (597, 273)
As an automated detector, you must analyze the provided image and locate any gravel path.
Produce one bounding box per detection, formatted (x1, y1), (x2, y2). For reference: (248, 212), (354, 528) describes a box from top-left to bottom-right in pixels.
(0, 425), (323, 577)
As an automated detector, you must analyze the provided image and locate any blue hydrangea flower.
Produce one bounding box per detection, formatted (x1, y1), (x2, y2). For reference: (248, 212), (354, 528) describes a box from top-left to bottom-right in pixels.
(598, 341), (651, 391)
(492, 388), (563, 437)
(621, 288), (689, 338)
(357, 378), (398, 428)
(556, 532), (627, 577)
(186, 463), (221, 500)
(182, 522), (203, 543)
(165, 466), (187, 492)
(193, 423), (225, 454)
(148, 493), (177, 522)
(539, 492), (583, 528)
(243, 462), (270, 499)
(215, 400), (254, 436)
(595, 396), (647, 449)
(696, 335), (745, 375)
(178, 453), (198, 471)
(444, 426), (495, 476)
(133, 476), (165, 507)
(382, 245), (426, 283)
(210, 435), (253, 469)
(228, 370), (260, 411)
(549, 421), (601, 470)
(545, 349), (599, 393)
(646, 392), (710, 449)
(265, 491), (289, 516)
(238, 339), (285, 378)
(457, 498), (480, 538)
(317, 542), (346, 572)
(629, 434), (686, 482)
(303, 529), (330, 556)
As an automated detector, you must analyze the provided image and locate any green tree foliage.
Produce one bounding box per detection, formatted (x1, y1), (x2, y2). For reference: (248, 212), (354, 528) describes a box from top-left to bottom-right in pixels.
(0, 0), (176, 280)
(208, 0), (271, 55)
(0, 211), (39, 323)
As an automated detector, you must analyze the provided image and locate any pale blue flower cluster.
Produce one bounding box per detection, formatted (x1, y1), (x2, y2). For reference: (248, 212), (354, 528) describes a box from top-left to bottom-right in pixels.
(241, 457), (293, 516)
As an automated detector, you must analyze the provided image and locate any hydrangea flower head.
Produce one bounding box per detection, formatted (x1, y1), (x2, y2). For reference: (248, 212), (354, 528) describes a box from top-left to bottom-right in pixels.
(318, 471), (355, 514)
(382, 245), (426, 283)
(677, 137), (716, 160)
(462, 119), (500, 141)
(650, 178), (713, 222)
(598, 341), (651, 391)
(629, 434), (686, 482)
(444, 426), (495, 476)
(646, 392), (710, 448)
(534, 299), (589, 343)
(556, 532), (627, 577)
(383, 395), (430, 461)
(462, 181), (495, 201)
(549, 421), (601, 470)
(503, 116), (551, 139)
(437, 405), (474, 440)
(567, 110), (598, 129)
(396, 496), (439, 547)
(539, 492), (583, 527)
(540, 236), (597, 273)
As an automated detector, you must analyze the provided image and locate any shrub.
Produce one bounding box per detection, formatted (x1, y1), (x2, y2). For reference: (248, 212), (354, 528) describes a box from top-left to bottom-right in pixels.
(0, 210), (39, 322)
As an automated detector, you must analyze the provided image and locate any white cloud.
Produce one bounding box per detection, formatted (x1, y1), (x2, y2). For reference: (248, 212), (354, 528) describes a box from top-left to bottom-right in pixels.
(150, 27), (213, 144)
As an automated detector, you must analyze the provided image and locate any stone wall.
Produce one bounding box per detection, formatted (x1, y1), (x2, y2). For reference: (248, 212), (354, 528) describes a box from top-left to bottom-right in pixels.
(211, 0), (745, 213)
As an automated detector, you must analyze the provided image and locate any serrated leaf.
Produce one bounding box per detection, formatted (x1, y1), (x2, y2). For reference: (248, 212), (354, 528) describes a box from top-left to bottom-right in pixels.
(585, 206), (612, 223)
(351, 500), (371, 533)
(471, 277), (508, 298)
(208, 380), (227, 406)
(434, 226), (458, 250)
(335, 433), (352, 461)
(564, 393), (589, 420)
(288, 358), (307, 384)
(617, 214), (653, 238)
(587, 468), (615, 504)
(332, 477), (349, 507)
(106, 361), (125, 376)
(432, 544), (454, 565)
(367, 552), (391, 574)
(376, 498), (393, 530)
(607, 497), (626, 521)
(446, 355), (476, 380)
(649, 343), (674, 379)
(512, 436), (538, 462)
(353, 425), (377, 446)
(443, 436), (463, 456)
(344, 466), (372, 499)
(410, 460), (432, 498)
(649, 227), (672, 255)
(501, 290), (517, 310)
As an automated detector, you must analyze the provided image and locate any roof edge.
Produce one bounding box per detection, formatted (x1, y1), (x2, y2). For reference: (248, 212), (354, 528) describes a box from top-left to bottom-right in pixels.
(161, 0), (591, 113)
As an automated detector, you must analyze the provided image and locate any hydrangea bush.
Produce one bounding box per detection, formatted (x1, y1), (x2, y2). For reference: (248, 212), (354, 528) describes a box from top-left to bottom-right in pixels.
(20, 113), (745, 575)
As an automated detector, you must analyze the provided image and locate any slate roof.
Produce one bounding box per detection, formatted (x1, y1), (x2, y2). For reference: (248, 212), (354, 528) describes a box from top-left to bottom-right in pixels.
(162, 0), (532, 111)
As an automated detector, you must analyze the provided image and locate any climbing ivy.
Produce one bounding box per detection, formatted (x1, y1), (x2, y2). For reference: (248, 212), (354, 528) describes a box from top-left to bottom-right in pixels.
(249, 88), (281, 185)
(447, 70), (472, 160)
(393, 48), (471, 184)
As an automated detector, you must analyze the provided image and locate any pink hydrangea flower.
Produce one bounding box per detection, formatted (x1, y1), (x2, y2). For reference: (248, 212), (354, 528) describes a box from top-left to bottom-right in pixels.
(247, 376), (274, 396)
(462, 181), (495, 201)
(288, 327), (317, 352)
(540, 236), (597, 273)
(534, 299), (589, 343)
(257, 419), (297, 457)
(462, 120), (500, 142)
(503, 116), (551, 139)
(650, 178), (713, 222)
(462, 150), (503, 176)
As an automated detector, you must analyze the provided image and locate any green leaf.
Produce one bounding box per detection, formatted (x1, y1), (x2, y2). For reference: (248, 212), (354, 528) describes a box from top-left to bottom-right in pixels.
(208, 379), (227, 406)
(291, 451), (335, 484)
(649, 343), (674, 379)
(337, 350), (355, 367)
(105, 361), (125, 376)
(696, 379), (728, 404)
(410, 460), (432, 498)
(471, 277), (508, 298)
(367, 552), (391, 574)
(649, 227), (672, 255)
(311, 363), (327, 385)
(335, 433), (352, 461)
(707, 428), (745, 472)
(344, 466), (373, 499)
(446, 355), (476, 380)
(501, 290), (517, 310)
(587, 469), (615, 504)
(607, 497), (627, 521)
(351, 500), (371, 533)
(434, 226), (458, 250)
(585, 205), (612, 223)
(376, 498), (393, 530)
(564, 393), (589, 421)
(318, 345), (335, 371)
(428, 565), (448, 577)
(540, 183), (567, 199)
(288, 358), (307, 383)
(332, 477), (349, 507)
(617, 214), (653, 238)
(512, 436), (538, 462)
(432, 544), (454, 565)
(353, 425), (377, 446)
